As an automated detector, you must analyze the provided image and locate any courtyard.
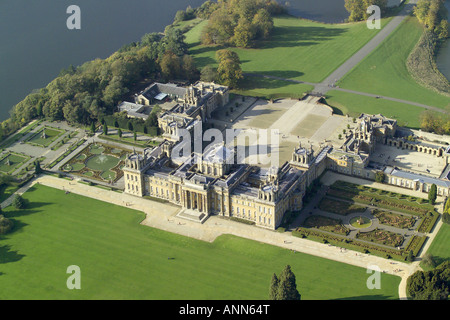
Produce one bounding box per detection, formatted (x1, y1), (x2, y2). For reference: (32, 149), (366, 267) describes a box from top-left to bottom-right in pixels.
(220, 97), (346, 167)
(370, 143), (447, 177)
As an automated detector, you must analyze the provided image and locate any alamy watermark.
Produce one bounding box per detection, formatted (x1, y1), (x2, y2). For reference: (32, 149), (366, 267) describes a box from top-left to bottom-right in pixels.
(367, 5), (381, 30)
(366, 265), (381, 290)
(171, 125), (280, 168)
(66, 265), (81, 290)
(66, 5), (81, 30)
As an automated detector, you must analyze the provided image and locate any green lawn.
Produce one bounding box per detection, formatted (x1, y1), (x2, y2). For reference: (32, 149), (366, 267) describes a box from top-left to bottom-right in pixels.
(424, 222), (450, 268)
(186, 15), (392, 85)
(0, 183), (20, 203)
(338, 16), (450, 111)
(0, 153), (30, 174)
(0, 185), (401, 300)
(25, 127), (65, 147)
(232, 76), (313, 100)
(325, 90), (425, 129)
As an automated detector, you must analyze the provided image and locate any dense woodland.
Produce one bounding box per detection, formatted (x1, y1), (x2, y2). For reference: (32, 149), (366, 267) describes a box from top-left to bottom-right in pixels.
(407, 261), (449, 300)
(199, 0), (285, 48)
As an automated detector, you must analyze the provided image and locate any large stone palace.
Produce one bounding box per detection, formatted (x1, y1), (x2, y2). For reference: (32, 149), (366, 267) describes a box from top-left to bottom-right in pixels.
(121, 86), (450, 229)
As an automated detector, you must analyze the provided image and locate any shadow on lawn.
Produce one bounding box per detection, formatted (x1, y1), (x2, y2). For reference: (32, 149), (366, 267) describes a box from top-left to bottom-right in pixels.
(256, 24), (347, 49)
(0, 245), (25, 264)
(240, 72), (305, 90)
(334, 294), (397, 300)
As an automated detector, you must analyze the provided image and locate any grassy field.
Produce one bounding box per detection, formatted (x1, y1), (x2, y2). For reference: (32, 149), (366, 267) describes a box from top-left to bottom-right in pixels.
(185, 15), (391, 90)
(338, 16), (450, 111)
(232, 76), (313, 100)
(0, 184), (401, 300)
(324, 90), (425, 129)
(424, 223), (450, 268)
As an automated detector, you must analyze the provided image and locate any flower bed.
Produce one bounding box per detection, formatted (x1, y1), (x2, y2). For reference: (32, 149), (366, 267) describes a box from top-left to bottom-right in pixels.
(318, 197), (367, 216)
(373, 209), (415, 229)
(303, 215), (349, 235)
(355, 229), (404, 247)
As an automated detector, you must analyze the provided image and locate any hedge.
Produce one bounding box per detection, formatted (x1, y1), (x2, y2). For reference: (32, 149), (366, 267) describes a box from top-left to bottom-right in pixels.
(416, 212), (440, 233)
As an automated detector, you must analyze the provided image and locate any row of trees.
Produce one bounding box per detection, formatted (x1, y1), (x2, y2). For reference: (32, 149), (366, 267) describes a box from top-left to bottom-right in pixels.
(200, 0), (284, 48)
(344, 0), (388, 22)
(420, 110), (450, 135)
(414, 0), (449, 40)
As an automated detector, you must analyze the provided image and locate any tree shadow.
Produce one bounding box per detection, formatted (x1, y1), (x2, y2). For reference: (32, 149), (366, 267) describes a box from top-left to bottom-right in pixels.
(240, 74), (305, 91)
(334, 294), (396, 300)
(255, 25), (348, 49)
(246, 70), (305, 80)
(0, 245), (25, 264)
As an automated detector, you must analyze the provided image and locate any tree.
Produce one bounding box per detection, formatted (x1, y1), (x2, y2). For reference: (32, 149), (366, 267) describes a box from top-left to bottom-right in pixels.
(134, 131), (137, 141)
(428, 183), (437, 205)
(163, 26), (188, 56)
(253, 8), (274, 39)
(233, 18), (255, 48)
(443, 210), (450, 224)
(375, 171), (385, 183)
(90, 122), (96, 134)
(269, 265), (301, 300)
(103, 123), (108, 136)
(200, 65), (217, 82)
(279, 265), (301, 300)
(216, 49), (243, 88)
(407, 250), (415, 262)
(269, 273), (279, 300)
(345, 0), (388, 22)
(181, 55), (200, 82)
(160, 51), (182, 80)
(0, 214), (14, 235)
(118, 128), (122, 138)
(407, 261), (449, 300)
(12, 195), (26, 210)
(35, 161), (42, 174)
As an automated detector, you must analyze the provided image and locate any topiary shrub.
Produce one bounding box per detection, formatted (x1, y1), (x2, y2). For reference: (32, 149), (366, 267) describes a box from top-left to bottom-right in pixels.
(12, 195), (26, 210)
(0, 215), (14, 234)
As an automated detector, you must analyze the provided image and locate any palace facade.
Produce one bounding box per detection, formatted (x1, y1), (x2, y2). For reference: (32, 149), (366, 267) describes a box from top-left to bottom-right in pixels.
(122, 93), (450, 229)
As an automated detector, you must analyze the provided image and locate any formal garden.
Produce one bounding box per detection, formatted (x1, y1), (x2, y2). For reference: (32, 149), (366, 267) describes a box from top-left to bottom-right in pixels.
(62, 143), (129, 182)
(292, 180), (437, 261)
(303, 215), (349, 236)
(0, 152), (31, 175)
(24, 126), (65, 147)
